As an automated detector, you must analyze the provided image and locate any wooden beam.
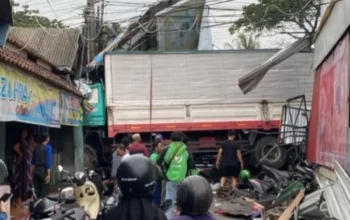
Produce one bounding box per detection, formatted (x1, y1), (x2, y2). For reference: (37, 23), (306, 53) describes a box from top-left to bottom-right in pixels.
(278, 189), (305, 220)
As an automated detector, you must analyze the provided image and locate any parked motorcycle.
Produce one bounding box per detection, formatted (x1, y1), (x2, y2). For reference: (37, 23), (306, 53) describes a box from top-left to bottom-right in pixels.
(24, 187), (89, 220)
(57, 165), (101, 220)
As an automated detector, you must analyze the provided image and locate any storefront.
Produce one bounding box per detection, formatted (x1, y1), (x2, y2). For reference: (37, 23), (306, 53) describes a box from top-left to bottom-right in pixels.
(0, 42), (85, 186)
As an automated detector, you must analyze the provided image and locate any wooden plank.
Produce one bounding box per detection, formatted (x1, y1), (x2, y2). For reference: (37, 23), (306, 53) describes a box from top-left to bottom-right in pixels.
(278, 189), (305, 220)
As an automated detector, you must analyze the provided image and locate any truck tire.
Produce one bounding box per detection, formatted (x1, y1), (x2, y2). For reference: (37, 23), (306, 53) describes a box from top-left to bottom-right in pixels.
(254, 136), (287, 169)
(84, 144), (98, 170)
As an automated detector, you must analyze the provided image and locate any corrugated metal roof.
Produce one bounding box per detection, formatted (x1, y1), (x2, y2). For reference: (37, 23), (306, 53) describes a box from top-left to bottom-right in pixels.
(7, 33), (57, 68)
(317, 161), (350, 220)
(9, 27), (81, 70)
(238, 36), (312, 94)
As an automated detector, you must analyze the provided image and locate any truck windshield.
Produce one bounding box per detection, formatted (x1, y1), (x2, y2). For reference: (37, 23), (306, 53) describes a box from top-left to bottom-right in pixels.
(89, 88), (99, 104)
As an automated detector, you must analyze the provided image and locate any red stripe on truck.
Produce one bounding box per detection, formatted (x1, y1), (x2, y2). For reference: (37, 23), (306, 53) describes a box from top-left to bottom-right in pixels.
(107, 120), (280, 137)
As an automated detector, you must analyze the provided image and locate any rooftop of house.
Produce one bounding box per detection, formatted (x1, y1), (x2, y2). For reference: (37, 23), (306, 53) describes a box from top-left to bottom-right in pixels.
(9, 27), (82, 71)
(0, 35), (82, 97)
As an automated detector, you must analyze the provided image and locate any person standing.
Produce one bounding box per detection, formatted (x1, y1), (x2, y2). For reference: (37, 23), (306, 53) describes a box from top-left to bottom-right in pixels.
(215, 130), (244, 192)
(157, 132), (197, 219)
(116, 145), (130, 160)
(154, 134), (167, 205)
(13, 129), (32, 207)
(104, 137), (130, 189)
(155, 134), (163, 142)
(171, 176), (217, 220)
(150, 141), (163, 206)
(129, 134), (149, 157)
(106, 155), (167, 220)
(31, 134), (53, 198)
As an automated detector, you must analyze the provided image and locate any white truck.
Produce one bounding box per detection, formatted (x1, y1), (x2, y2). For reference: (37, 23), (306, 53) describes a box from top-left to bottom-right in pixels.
(101, 50), (314, 168)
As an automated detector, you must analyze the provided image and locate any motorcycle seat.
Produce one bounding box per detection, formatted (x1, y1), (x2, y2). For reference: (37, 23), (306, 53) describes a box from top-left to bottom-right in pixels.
(61, 203), (80, 211)
(32, 198), (57, 216)
(46, 194), (60, 201)
(46, 194), (76, 204)
(70, 208), (88, 220)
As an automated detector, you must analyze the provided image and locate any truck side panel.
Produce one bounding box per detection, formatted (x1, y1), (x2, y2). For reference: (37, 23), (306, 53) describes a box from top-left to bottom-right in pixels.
(105, 51), (314, 136)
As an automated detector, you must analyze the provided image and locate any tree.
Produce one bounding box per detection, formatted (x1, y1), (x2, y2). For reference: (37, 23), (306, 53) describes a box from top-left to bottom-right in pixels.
(229, 0), (321, 39)
(11, 1), (66, 28)
(236, 33), (260, 49)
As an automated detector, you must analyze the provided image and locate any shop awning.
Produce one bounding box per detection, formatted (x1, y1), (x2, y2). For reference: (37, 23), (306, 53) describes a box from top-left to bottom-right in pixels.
(238, 36), (312, 94)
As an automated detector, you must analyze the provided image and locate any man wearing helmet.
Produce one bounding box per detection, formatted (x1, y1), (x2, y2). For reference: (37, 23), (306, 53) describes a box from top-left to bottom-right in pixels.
(105, 155), (167, 220)
(171, 175), (216, 220)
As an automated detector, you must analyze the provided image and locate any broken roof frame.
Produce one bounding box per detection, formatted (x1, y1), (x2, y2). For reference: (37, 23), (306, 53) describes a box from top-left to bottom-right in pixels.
(238, 36), (312, 94)
(316, 161), (350, 220)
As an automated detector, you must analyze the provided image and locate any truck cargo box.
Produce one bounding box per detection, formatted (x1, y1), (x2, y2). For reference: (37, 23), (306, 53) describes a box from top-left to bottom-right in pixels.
(104, 50), (314, 137)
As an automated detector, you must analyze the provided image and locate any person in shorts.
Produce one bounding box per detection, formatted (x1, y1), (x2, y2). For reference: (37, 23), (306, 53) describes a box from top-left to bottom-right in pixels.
(215, 130), (244, 191)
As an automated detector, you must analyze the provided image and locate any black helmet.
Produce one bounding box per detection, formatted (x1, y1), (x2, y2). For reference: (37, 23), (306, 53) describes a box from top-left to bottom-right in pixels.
(116, 155), (156, 198)
(74, 172), (87, 187)
(176, 175), (213, 215)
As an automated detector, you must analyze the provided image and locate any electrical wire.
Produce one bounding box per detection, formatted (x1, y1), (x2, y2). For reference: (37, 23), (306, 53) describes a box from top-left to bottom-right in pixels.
(22, 0), (325, 46)
(242, 0), (314, 25)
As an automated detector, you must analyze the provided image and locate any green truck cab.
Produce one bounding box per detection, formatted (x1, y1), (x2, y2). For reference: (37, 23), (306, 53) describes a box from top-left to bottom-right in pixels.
(83, 83), (106, 126)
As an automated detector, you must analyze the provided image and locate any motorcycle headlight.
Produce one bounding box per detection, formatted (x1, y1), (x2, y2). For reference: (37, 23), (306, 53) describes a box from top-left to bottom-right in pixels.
(60, 187), (74, 200)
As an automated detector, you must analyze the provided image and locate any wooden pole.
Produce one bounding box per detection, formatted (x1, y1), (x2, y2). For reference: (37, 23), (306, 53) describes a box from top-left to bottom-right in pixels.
(278, 189), (305, 220)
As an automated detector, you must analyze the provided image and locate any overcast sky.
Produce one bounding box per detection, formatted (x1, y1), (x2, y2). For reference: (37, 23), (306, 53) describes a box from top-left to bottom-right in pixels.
(15, 0), (296, 49)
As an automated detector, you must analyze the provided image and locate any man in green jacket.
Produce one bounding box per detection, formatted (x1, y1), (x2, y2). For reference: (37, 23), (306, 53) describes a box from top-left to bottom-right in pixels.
(157, 132), (198, 219)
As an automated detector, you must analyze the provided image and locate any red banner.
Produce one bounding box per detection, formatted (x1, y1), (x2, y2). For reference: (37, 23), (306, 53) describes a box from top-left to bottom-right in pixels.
(308, 34), (349, 168)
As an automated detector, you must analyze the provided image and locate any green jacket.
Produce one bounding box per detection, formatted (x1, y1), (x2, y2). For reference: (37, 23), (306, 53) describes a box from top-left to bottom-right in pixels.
(150, 152), (159, 163)
(158, 142), (198, 183)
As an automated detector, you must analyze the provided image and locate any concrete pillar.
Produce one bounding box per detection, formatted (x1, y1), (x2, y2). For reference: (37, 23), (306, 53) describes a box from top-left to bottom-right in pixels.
(0, 122), (6, 160)
(73, 126), (84, 171)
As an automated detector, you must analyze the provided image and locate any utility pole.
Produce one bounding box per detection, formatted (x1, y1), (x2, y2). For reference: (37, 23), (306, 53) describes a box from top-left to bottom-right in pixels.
(73, 0), (97, 172)
(85, 0), (97, 64)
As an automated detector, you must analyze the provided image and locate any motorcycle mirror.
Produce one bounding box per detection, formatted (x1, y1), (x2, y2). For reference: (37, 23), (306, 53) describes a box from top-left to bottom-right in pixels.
(57, 165), (63, 172)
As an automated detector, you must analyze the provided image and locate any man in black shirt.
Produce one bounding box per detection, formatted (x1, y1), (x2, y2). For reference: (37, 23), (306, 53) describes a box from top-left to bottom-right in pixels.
(216, 130), (244, 191)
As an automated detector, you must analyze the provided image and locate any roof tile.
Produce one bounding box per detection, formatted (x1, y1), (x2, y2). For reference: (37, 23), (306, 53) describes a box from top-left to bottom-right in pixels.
(0, 46), (82, 97)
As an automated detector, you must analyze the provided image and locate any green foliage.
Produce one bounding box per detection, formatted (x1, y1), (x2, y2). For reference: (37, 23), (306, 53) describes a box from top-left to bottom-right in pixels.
(11, 0), (66, 28)
(236, 33), (260, 49)
(229, 0), (321, 38)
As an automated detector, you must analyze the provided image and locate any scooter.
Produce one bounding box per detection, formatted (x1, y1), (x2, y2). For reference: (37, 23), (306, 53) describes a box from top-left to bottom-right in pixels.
(25, 187), (90, 220)
(57, 165), (101, 220)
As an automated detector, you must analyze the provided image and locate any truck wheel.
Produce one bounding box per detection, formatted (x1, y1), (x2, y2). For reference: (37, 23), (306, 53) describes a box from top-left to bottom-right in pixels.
(84, 144), (98, 170)
(254, 136), (287, 169)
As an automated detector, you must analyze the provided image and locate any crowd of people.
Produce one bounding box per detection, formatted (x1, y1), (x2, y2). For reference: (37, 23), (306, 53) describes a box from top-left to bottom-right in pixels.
(106, 131), (216, 220)
(6, 128), (244, 220)
(12, 129), (53, 206)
